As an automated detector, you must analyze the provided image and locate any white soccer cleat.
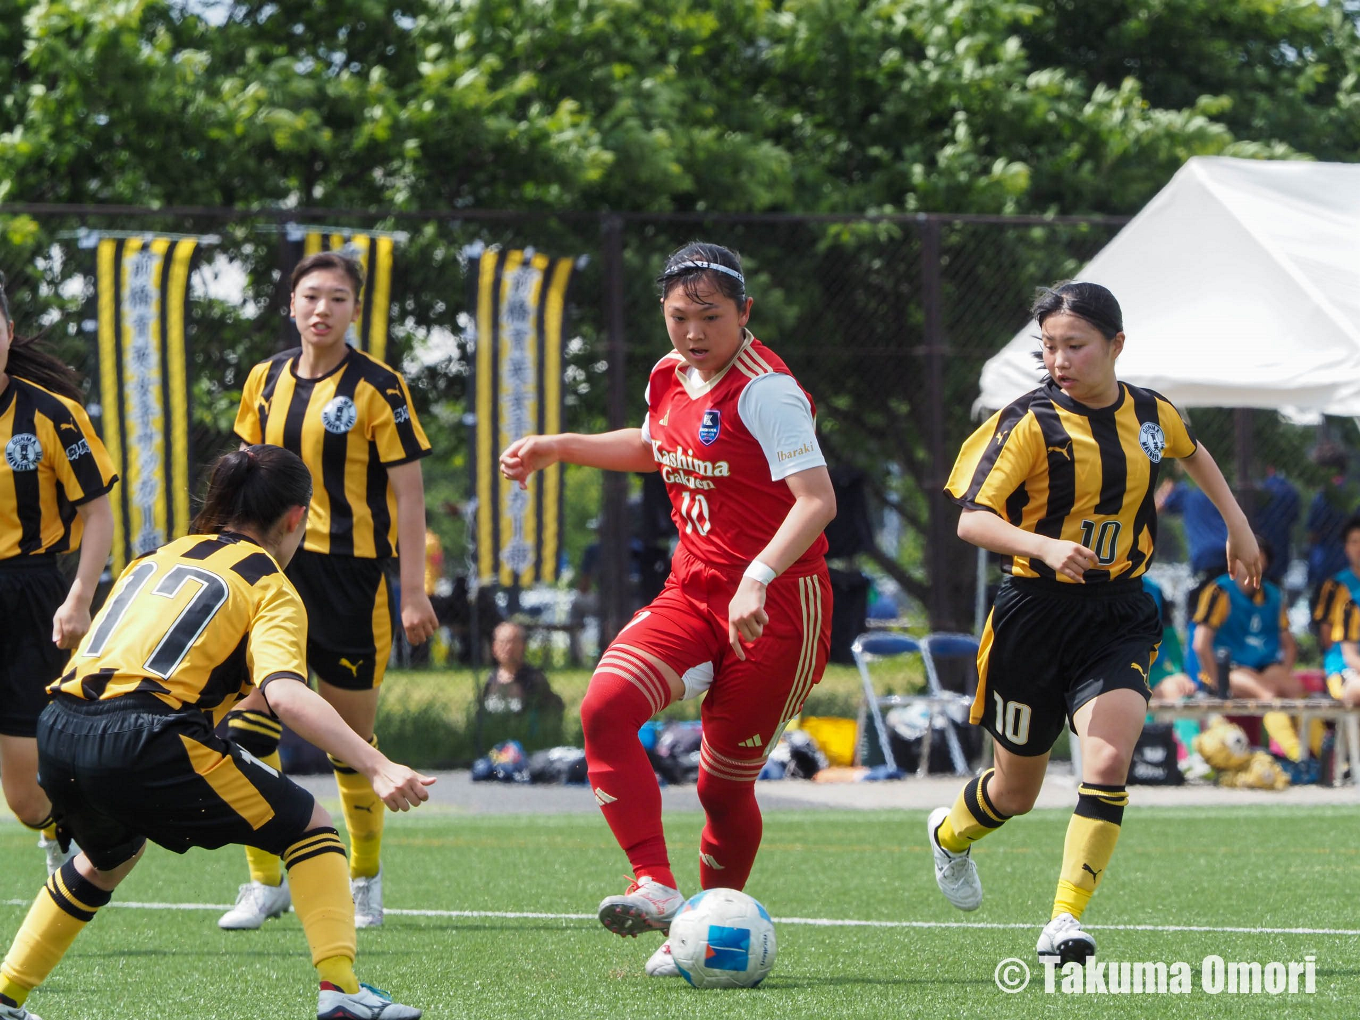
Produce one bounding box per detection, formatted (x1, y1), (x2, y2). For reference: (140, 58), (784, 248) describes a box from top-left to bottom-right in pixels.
(597, 876), (685, 937)
(0, 1000), (41, 1020)
(352, 869), (384, 929)
(927, 806), (982, 911)
(218, 879), (292, 930)
(37, 833), (75, 878)
(1037, 912), (1097, 965)
(644, 939), (681, 977)
(317, 982), (421, 1020)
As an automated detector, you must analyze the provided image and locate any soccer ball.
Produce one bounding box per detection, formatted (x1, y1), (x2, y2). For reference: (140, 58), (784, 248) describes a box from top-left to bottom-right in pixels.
(668, 888), (777, 989)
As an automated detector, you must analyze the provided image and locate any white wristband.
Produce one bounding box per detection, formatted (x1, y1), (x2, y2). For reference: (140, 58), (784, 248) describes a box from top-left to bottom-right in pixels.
(743, 559), (777, 586)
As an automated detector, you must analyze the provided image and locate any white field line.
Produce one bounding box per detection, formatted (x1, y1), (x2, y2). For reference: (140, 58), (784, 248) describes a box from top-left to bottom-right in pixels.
(3, 900), (1358, 936)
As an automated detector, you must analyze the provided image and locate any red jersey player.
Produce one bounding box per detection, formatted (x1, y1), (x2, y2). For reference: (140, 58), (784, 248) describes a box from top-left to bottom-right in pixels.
(499, 241), (836, 977)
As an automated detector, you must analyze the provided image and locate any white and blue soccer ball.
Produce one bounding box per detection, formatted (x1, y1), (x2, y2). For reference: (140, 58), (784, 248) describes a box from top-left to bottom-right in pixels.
(668, 888), (777, 989)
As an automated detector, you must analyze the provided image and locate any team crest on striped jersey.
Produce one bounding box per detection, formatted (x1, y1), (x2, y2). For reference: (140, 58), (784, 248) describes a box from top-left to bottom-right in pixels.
(320, 395), (358, 434)
(1138, 422), (1167, 463)
(698, 408), (722, 446)
(5, 433), (42, 471)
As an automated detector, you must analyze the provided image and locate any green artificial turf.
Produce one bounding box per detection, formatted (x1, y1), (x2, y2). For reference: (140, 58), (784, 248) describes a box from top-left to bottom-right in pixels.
(1, 804), (1356, 1019)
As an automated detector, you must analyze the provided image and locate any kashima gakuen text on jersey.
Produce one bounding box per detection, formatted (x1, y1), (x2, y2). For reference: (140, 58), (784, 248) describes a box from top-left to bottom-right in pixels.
(650, 440), (731, 490)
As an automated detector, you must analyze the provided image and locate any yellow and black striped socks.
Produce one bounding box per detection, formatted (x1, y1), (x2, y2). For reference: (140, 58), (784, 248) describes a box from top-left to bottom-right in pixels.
(0, 859), (113, 1007)
(283, 827), (359, 994)
(226, 709), (287, 886)
(935, 768), (1012, 853)
(1053, 782), (1128, 920)
(18, 812), (56, 843)
(330, 735), (383, 880)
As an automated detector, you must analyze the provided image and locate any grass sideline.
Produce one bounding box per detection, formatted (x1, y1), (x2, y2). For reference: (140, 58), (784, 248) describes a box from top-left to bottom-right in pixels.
(0, 804), (1356, 1019)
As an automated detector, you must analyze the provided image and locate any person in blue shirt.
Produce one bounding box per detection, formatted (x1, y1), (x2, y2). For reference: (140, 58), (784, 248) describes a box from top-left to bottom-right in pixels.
(1141, 576), (1193, 698)
(1157, 471), (1230, 684)
(1254, 468), (1300, 586)
(1156, 472), (1229, 578)
(1322, 585), (1360, 709)
(1304, 444), (1356, 590)
(1190, 540), (1310, 761)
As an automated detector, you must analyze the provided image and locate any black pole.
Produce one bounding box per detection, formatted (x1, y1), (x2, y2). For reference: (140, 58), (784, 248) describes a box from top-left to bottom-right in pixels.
(598, 215), (631, 647)
(921, 218), (952, 630)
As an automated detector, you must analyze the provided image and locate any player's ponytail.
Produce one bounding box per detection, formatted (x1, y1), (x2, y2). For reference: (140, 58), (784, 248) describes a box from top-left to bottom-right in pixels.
(193, 445), (313, 536)
(0, 273), (85, 403)
(1031, 281), (1124, 340)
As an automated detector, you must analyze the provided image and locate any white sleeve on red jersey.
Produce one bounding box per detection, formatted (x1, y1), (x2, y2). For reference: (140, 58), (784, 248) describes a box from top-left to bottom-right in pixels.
(640, 380), (652, 443)
(737, 373), (827, 481)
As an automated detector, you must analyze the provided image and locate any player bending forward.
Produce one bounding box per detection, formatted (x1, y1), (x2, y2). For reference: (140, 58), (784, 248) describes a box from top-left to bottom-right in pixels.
(0, 447), (433, 1020)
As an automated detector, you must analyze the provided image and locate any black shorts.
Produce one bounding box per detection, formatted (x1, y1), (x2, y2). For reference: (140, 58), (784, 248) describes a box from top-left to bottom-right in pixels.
(286, 548), (397, 690)
(972, 576), (1161, 756)
(37, 694), (316, 871)
(0, 558), (70, 737)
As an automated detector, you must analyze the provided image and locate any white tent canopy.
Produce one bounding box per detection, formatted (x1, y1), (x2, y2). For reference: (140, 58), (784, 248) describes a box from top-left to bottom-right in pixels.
(976, 157), (1360, 417)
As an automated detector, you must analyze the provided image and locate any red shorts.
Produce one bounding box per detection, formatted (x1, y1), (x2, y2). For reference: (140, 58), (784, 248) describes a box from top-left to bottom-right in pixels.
(606, 546), (832, 781)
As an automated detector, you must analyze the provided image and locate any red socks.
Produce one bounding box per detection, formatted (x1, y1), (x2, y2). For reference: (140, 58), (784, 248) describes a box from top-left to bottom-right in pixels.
(581, 659), (676, 889)
(697, 767), (762, 890)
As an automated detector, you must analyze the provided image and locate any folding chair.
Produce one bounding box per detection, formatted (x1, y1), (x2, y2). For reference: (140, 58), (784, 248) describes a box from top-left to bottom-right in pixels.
(918, 632), (982, 775)
(851, 632), (918, 776)
(852, 631), (978, 777)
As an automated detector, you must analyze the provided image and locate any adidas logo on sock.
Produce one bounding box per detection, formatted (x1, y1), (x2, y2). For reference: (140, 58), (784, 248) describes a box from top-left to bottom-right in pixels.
(737, 734), (763, 749)
(593, 787), (617, 806)
(699, 853), (724, 869)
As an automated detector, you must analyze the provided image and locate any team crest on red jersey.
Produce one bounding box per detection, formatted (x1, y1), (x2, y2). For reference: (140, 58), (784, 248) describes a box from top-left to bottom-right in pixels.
(698, 408), (721, 446)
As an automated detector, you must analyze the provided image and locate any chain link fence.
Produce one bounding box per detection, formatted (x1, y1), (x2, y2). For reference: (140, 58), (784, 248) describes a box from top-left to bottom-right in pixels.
(0, 206), (1347, 655)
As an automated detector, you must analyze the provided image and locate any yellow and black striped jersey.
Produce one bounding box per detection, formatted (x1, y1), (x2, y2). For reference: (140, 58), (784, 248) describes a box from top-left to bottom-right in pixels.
(1326, 588), (1360, 700)
(1311, 576), (1347, 643)
(233, 346), (431, 558)
(50, 532), (307, 727)
(1191, 580), (1288, 631)
(0, 377), (118, 560)
(1328, 587), (1360, 647)
(946, 378), (1196, 582)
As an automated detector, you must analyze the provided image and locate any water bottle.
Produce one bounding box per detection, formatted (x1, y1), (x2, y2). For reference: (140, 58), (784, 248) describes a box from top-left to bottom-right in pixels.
(1214, 647), (1232, 700)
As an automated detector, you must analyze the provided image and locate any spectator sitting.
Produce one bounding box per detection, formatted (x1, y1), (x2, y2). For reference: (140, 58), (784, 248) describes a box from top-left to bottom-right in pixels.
(410, 526), (448, 666)
(572, 531), (601, 626)
(1310, 514), (1360, 657)
(1254, 467), (1300, 587)
(1156, 466), (1229, 643)
(1305, 443), (1357, 590)
(474, 622), (565, 752)
(1189, 540), (1319, 762)
(1322, 585), (1360, 709)
(1144, 575), (1195, 699)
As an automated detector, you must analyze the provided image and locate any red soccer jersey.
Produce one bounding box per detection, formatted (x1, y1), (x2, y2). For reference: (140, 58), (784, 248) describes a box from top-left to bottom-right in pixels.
(645, 335), (829, 577)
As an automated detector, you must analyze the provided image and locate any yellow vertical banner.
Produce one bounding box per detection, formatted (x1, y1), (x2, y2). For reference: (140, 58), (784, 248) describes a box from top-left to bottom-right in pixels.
(92, 234), (199, 573)
(468, 244), (581, 586)
(282, 224), (400, 363)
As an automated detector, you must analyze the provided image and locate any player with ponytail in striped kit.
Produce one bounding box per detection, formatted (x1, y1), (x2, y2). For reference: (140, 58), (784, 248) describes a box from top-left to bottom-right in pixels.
(0, 446), (432, 1020)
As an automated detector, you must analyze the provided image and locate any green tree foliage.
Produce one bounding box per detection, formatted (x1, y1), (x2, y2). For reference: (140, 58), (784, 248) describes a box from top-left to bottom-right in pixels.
(0, 0), (1355, 622)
